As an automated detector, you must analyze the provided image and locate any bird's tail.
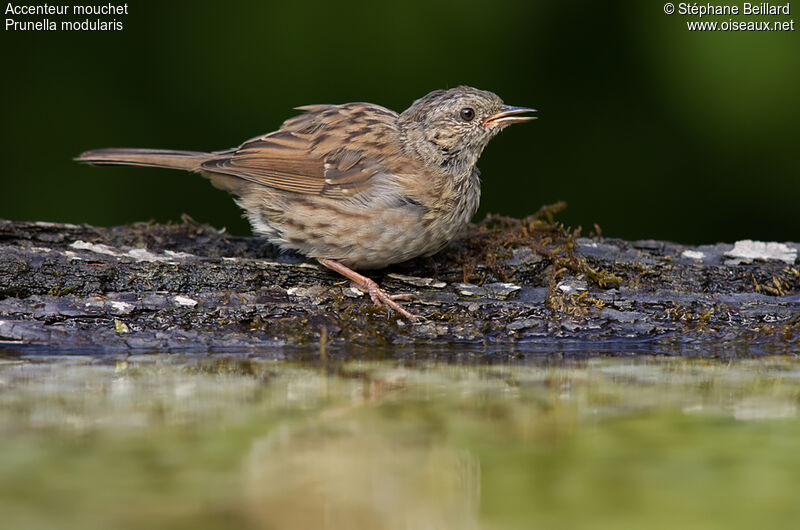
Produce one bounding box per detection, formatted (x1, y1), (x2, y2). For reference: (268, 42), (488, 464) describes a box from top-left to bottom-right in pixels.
(74, 148), (213, 172)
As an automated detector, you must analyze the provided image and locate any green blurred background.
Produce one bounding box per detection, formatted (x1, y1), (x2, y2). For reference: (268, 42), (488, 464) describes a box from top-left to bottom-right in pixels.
(2, 0), (798, 244)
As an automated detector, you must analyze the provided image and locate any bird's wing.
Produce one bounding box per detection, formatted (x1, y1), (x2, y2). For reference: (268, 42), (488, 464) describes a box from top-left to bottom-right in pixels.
(200, 103), (403, 198)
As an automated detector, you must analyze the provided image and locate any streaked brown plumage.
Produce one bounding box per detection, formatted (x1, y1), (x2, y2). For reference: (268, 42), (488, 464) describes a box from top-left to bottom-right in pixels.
(76, 86), (536, 320)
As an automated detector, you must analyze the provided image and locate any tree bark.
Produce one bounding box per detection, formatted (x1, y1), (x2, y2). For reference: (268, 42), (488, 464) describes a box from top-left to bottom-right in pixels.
(1, 217), (798, 356)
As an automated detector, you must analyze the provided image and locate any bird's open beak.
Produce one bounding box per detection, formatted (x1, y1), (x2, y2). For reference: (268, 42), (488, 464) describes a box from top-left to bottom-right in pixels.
(484, 105), (538, 128)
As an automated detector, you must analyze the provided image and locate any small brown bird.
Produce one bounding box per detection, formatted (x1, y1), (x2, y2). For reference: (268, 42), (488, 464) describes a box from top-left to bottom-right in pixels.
(76, 86), (536, 320)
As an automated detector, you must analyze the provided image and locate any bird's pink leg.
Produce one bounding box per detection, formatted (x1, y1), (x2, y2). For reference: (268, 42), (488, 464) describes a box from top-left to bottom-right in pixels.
(318, 259), (418, 321)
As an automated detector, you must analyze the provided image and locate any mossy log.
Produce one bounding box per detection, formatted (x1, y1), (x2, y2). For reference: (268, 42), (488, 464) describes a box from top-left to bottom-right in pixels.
(0, 216), (798, 356)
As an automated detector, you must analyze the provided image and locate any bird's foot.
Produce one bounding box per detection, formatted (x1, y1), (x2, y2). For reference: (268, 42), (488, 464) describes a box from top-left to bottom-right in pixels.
(318, 259), (420, 321)
(358, 280), (419, 321)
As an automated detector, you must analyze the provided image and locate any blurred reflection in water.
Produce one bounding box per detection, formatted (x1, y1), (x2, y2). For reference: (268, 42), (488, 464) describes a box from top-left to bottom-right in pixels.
(1, 354), (800, 530)
(245, 425), (480, 529)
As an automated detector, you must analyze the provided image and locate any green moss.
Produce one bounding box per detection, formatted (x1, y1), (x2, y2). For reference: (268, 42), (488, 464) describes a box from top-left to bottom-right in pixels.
(546, 290), (605, 318)
(47, 285), (77, 297)
(450, 203), (621, 318)
(751, 267), (799, 296)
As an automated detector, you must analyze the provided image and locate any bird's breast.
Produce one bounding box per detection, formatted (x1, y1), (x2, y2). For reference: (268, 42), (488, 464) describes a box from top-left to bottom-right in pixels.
(427, 167), (481, 246)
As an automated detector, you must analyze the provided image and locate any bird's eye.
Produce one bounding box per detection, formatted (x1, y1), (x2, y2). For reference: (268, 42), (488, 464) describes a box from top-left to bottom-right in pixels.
(459, 107), (475, 122)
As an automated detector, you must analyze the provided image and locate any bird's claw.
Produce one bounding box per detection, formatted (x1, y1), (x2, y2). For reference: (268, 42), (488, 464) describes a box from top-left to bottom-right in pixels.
(359, 281), (419, 321)
(318, 259), (421, 322)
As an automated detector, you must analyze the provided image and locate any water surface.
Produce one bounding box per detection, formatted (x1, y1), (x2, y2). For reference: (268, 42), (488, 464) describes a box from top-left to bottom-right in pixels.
(1, 352), (799, 529)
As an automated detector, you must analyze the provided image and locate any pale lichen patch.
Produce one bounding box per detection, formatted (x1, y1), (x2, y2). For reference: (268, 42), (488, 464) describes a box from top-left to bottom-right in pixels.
(724, 240), (797, 265)
(173, 295), (199, 308)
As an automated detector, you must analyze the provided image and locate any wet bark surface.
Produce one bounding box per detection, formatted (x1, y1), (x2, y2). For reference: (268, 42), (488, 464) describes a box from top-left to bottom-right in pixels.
(1, 218), (798, 356)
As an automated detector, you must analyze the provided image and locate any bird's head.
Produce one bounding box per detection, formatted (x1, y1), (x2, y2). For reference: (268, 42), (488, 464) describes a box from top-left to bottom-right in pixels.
(398, 86), (536, 175)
